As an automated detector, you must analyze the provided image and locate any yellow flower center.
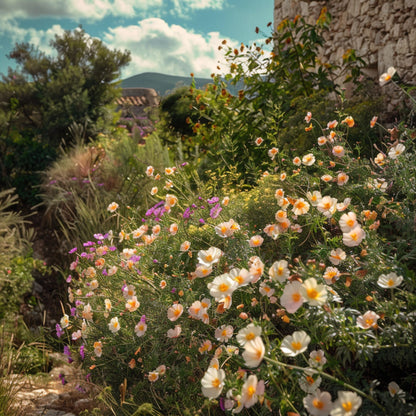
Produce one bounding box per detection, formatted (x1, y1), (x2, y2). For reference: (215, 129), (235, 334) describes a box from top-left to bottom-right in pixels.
(205, 254), (213, 262)
(291, 341), (302, 350)
(342, 401), (353, 411)
(313, 398), (324, 409)
(174, 308), (181, 316)
(219, 283), (229, 292)
(305, 376), (314, 385)
(292, 293), (301, 302)
(387, 279), (394, 286)
(365, 318), (374, 326)
(307, 288), (318, 299)
(347, 219), (355, 227)
(247, 386), (256, 398)
(212, 378), (220, 388)
(246, 332), (255, 341)
(235, 275), (244, 284)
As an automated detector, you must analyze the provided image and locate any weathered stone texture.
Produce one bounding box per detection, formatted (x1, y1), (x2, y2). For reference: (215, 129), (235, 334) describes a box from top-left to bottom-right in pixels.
(274, 0), (416, 85)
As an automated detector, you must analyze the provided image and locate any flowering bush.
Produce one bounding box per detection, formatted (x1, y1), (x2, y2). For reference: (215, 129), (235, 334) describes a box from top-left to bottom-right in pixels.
(58, 96), (416, 415)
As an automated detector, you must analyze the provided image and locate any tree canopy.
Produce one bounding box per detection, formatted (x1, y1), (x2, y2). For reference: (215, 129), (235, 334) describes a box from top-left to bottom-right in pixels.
(0, 27), (131, 146)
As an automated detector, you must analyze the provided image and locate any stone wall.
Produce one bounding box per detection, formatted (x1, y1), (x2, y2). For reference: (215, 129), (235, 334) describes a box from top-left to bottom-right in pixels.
(274, 0), (416, 87)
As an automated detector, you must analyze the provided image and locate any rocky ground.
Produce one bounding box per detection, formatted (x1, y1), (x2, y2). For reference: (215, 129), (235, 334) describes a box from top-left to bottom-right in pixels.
(10, 353), (103, 416)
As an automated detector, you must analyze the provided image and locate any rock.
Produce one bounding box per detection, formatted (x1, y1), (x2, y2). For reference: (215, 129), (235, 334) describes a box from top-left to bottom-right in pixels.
(74, 398), (98, 413)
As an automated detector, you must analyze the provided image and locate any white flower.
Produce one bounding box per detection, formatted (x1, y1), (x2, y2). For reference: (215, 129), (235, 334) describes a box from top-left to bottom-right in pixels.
(379, 66), (396, 86)
(60, 314), (70, 329)
(240, 375), (264, 409)
(236, 324), (262, 346)
(356, 311), (380, 329)
(167, 325), (182, 338)
(342, 226), (365, 247)
(280, 330), (311, 357)
(292, 198), (310, 216)
(108, 317), (120, 333)
(207, 273), (239, 301)
(330, 391), (362, 416)
(299, 372), (322, 393)
(197, 246), (222, 267)
(229, 268), (252, 287)
(167, 303), (184, 321)
(303, 389), (333, 416)
(201, 367), (226, 399)
(309, 350), (327, 368)
(339, 212), (357, 233)
(107, 202), (119, 212)
(377, 272), (403, 288)
(134, 319), (147, 337)
(302, 153), (316, 166)
(215, 325), (234, 343)
(329, 248), (346, 265)
(317, 196), (337, 218)
(388, 381), (405, 400)
(269, 259), (290, 283)
(242, 336), (265, 368)
(300, 278), (328, 306)
(388, 143), (405, 159)
(280, 281), (304, 313)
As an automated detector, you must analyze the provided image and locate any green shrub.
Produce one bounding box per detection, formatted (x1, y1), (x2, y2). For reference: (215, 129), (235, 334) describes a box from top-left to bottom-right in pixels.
(59, 105), (415, 415)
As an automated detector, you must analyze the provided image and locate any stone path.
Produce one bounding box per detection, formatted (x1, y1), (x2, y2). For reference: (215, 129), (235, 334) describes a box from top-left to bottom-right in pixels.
(10, 353), (103, 416)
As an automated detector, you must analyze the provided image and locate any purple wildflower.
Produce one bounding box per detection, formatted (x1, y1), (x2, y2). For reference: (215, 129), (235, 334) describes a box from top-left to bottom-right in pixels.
(59, 373), (67, 385)
(207, 196), (219, 204)
(56, 324), (63, 338)
(68, 247), (77, 254)
(63, 346), (73, 363)
(79, 345), (85, 360)
(210, 203), (222, 219)
(66, 275), (72, 283)
(199, 218), (205, 224)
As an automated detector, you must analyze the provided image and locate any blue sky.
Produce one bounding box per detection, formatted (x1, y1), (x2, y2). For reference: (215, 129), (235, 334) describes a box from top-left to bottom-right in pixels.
(0, 0), (274, 80)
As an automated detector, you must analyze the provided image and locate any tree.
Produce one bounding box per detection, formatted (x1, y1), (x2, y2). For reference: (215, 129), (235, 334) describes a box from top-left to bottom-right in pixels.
(0, 28), (131, 204)
(0, 27), (131, 146)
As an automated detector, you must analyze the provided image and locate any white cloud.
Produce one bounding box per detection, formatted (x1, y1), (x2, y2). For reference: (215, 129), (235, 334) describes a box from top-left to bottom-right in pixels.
(169, 0), (226, 17)
(0, 17), (65, 55)
(0, 0), (163, 20)
(0, 0), (224, 21)
(103, 18), (237, 78)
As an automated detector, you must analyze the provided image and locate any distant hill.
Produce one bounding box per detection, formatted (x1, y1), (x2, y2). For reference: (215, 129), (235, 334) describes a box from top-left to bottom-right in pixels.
(121, 72), (241, 97)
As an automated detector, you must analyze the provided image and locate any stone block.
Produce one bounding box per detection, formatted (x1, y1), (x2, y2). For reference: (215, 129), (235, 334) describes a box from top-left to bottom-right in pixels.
(396, 37), (409, 55)
(409, 29), (416, 51)
(380, 3), (390, 19)
(300, 1), (309, 16)
(392, 24), (401, 38)
(350, 0), (361, 17)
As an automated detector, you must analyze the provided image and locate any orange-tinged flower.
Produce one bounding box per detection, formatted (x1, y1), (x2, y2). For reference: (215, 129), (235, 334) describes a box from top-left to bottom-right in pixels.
(332, 145), (345, 157)
(107, 202), (119, 213)
(305, 123), (313, 132)
(305, 111), (312, 123)
(327, 120), (338, 129)
(268, 147), (279, 160)
(255, 137), (263, 146)
(342, 116), (354, 127)
(167, 303), (184, 321)
(292, 198), (310, 216)
(379, 66), (396, 86)
(370, 116), (378, 128)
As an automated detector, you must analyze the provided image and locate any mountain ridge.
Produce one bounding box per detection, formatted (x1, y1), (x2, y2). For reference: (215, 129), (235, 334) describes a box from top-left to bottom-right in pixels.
(121, 72), (240, 96)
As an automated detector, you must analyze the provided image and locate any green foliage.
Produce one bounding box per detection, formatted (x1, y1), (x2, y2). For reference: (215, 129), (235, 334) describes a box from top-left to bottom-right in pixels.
(162, 10), (367, 185)
(0, 28), (131, 205)
(40, 130), (171, 250)
(58, 105), (416, 415)
(1, 27), (130, 146)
